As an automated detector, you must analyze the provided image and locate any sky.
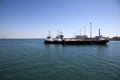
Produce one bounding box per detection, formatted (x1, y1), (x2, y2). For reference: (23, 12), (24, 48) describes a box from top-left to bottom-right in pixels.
(0, 0), (120, 38)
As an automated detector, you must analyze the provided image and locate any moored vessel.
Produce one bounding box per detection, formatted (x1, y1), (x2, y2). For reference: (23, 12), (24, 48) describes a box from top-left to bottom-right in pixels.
(44, 23), (109, 45)
(44, 30), (109, 45)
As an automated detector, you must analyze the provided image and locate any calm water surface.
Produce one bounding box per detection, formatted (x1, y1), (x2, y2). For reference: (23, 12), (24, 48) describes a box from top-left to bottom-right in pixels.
(0, 39), (120, 80)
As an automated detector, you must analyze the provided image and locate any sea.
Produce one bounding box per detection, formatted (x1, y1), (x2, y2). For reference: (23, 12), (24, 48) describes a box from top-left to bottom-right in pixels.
(0, 39), (120, 80)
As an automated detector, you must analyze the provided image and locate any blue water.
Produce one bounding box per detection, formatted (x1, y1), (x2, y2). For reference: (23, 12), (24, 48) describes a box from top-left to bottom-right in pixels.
(0, 39), (120, 80)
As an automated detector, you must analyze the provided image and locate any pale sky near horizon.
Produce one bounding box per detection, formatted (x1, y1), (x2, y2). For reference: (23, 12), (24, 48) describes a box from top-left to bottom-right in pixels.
(0, 0), (120, 38)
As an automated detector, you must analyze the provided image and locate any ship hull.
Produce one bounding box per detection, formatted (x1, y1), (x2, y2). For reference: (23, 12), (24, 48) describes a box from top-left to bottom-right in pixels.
(44, 40), (109, 45)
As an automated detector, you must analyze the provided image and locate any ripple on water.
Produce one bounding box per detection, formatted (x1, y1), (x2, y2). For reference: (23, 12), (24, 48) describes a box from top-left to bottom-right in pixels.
(0, 40), (120, 80)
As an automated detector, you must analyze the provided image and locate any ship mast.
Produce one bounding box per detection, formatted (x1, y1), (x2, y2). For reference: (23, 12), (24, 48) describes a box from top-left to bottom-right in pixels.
(80, 28), (81, 36)
(90, 22), (92, 38)
(57, 30), (59, 35)
(49, 30), (51, 36)
(60, 31), (62, 35)
(84, 26), (86, 35)
(99, 28), (101, 36)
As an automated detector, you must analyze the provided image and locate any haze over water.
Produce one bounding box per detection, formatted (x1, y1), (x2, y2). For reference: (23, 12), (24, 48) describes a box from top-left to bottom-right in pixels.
(0, 39), (120, 80)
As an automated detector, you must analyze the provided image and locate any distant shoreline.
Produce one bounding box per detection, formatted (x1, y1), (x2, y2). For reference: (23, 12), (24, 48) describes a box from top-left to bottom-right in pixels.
(0, 38), (120, 41)
(0, 38), (45, 40)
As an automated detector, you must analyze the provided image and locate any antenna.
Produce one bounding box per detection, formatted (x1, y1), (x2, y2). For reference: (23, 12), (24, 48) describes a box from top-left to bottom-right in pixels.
(90, 22), (92, 38)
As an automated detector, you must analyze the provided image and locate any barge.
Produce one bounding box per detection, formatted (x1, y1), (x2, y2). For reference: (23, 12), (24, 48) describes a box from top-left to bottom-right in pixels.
(44, 26), (109, 45)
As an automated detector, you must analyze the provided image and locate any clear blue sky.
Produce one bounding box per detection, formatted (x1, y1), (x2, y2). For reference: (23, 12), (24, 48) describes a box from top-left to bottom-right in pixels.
(0, 0), (120, 38)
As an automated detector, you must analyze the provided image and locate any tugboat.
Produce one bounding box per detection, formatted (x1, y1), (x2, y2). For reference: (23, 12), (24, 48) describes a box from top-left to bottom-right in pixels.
(45, 31), (63, 44)
(45, 31), (54, 43)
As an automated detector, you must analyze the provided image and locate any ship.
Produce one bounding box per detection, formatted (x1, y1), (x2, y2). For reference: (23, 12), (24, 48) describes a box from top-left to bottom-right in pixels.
(44, 23), (109, 45)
